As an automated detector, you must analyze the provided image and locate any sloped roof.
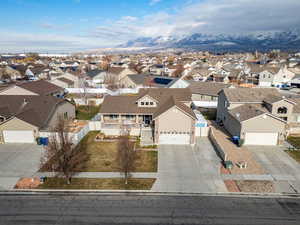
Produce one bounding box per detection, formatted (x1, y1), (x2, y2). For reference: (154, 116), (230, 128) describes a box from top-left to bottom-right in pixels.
(188, 81), (231, 97)
(100, 88), (195, 120)
(138, 88), (191, 103)
(222, 88), (280, 103)
(0, 95), (68, 128)
(57, 77), (74, 85)
(228, 104), (267, 122)
(108, 67), (125, 75)
(153, 96), (196, 119)
(18, 80), (63, 95)
(86, 69), (105, 78)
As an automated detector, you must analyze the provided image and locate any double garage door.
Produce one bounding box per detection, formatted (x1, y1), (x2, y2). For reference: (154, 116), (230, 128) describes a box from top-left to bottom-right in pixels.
(159, 134), (190, 145)
(3, 130), (35, 143)
(244, 132), (278, 146)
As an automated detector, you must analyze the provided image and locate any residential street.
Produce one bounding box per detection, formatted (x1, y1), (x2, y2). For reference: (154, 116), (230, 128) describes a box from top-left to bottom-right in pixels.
(0, 194), (300, 225)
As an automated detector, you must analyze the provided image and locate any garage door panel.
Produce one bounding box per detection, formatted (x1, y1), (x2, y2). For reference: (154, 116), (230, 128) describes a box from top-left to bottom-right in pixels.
(159, 134), (190, 145)
(3, 130), (35, 143)
(244, 132), (278, 146)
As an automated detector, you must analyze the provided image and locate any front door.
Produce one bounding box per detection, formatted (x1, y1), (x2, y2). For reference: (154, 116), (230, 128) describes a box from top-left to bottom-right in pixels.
(143, 115), (152, 125)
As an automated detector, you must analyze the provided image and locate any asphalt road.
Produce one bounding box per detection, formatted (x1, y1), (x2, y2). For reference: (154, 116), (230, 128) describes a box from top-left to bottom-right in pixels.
(0, 194), (300, 225)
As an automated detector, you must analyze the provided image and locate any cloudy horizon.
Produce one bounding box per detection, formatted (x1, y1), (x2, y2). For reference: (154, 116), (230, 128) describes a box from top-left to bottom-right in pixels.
(0, 0), (299, 53)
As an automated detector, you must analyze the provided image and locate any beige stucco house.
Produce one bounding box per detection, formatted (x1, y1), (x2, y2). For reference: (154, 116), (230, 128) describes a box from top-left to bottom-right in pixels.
(216, 88), (297, 146)
(100, 88), (197, 145)
(0, 80), (75, 144)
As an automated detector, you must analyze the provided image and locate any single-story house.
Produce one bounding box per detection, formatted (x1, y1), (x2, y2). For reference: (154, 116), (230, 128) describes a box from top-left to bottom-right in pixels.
(0, 95), (75, 143)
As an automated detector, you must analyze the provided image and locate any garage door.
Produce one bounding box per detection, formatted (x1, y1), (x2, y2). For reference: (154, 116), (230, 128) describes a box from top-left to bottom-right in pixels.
(3, 130), (35, 143)
(244, 132), (278, 146)
(159, 134), (190, 145)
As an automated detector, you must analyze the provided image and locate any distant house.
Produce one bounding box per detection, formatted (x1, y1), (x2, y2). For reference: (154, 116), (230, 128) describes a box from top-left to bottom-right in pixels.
(50, 77), (75, 88)
(189, 82), (232, 108)
(121, 74), (189, 89)
(86, 69), (106, 87)
(258, 65), (295, 87)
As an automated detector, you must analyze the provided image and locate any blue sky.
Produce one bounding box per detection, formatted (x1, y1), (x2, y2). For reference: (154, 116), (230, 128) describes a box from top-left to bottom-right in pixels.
(0, 0), (299, 52)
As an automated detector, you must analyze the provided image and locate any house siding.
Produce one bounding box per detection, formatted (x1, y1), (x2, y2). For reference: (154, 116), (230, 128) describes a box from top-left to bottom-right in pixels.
(45, 102), (75, 130)
(270, 100), (294, 123)
(155, 106), (195, 144)
(241, 115), (286, 140)
(0, 117), (39, 140)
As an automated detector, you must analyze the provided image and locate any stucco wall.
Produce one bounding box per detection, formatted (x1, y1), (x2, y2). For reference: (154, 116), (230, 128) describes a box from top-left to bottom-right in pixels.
(270, 100), (294, 123)
(45, 102), (76, 130)
(155, 106), (195, 144)
(0, 117), (39, 139)
(224, 113), (242, 137)
(241, 114), (286, 140)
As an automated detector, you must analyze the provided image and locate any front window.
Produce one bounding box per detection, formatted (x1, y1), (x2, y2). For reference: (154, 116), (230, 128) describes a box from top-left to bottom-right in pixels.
(277, 107), (287, 114)
(109, 115), (118, 119)
(64, 112), (68, 119)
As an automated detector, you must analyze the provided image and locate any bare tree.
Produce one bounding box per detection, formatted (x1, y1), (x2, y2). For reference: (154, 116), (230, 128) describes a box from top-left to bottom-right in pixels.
(172, 64), (185, 78)
(116, 126), (138, 184)
(40, 116), (87, 184)
(104, 73), (119, 90)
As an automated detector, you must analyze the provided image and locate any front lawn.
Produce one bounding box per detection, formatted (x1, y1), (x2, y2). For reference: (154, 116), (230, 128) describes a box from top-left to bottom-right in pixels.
(285, 150), (300, 163)
(77, 132), (157, 172)
(37, 178), (155, 190)
(76, 105), (101, 120)
(287, 136), (300, 149)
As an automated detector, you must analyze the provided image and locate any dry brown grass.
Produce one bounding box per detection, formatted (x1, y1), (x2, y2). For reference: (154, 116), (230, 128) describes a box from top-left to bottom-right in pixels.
(78, 132), (157, 172)
(37, 178), (155, 190)
(235, 180), (274, 193)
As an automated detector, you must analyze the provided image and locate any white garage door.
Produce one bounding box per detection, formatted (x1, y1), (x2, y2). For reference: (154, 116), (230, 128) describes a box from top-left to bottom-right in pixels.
(3, 130), (35, 143)
(159, 134), (190, 145)
(244, 132), (278, 146)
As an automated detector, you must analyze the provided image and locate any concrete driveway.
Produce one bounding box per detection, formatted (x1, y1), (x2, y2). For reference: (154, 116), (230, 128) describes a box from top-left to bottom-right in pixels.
(0, 144), (43, 189)
(152, 137), (227, 193)
(247, 146), (300, 193)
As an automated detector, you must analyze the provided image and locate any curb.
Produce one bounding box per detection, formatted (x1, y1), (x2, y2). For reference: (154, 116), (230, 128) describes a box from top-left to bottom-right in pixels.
(1, 189), (300, 198)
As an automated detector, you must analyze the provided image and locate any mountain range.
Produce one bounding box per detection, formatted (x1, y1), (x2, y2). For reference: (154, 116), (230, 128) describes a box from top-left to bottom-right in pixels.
(118, 30), (300, 52)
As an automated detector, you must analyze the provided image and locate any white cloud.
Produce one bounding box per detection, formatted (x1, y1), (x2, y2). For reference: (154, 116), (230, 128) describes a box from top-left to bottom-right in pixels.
(1, 0), (300, 52)
(0, 31), (114, 53)
(90, 0), (300, 41)
(149, 0), (162, 6)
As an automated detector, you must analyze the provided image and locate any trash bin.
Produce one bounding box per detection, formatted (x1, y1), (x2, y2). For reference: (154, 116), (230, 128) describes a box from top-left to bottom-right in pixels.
(232, 136), (240, 145)
(36, 137), (42, 145)
(224, 160), (233, 169)
(44, 137), (49, 146)
(40, 176), (47, 183)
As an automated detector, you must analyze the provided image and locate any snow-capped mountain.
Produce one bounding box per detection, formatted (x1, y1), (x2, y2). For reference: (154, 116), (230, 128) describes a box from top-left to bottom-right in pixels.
(119, 30), (300, 51)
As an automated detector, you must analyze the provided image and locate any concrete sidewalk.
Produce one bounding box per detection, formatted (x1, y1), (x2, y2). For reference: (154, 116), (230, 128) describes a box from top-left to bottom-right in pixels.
(34, 172), (157, 179)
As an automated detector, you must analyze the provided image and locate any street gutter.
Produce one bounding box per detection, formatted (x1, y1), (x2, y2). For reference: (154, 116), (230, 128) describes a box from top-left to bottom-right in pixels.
(0, 189), (300, 199)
